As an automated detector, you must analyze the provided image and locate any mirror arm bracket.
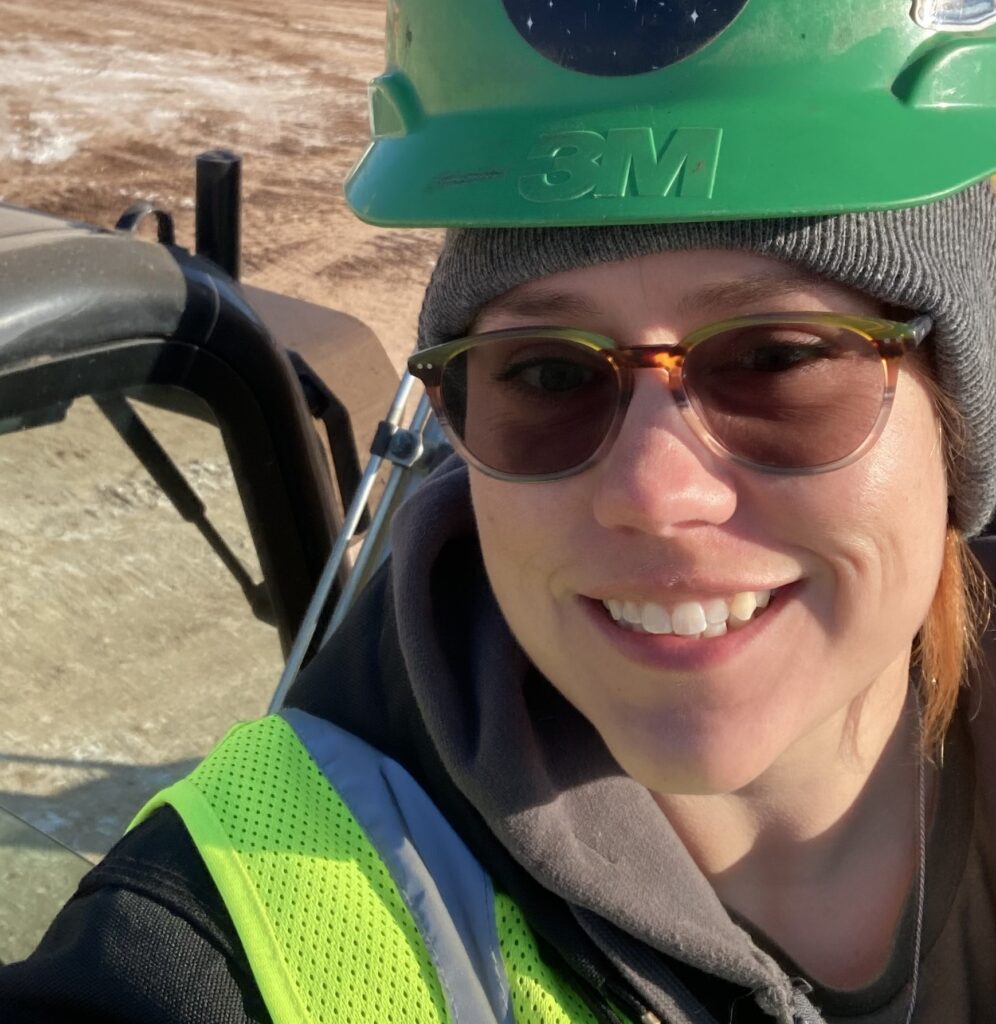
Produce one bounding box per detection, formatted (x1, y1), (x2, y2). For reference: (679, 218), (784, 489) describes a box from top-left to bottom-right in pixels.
(115, 202), (177, 247)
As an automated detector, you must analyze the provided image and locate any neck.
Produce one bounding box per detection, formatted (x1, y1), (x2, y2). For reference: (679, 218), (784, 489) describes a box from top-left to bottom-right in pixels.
(654, 667), (924, 988)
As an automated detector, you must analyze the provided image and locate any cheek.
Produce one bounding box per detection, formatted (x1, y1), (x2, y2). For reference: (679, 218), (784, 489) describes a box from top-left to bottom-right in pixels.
(469, 470), (598, 687)
(469, 472), (565, 612)
(849, 372), (948, 578)
(872, 384), (949, 631)
(770, 371), (948, 642)
(470, 475), (535, 587)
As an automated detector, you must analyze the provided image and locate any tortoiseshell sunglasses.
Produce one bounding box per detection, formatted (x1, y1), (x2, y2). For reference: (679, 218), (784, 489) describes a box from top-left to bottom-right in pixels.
(408, 312), (933, 481)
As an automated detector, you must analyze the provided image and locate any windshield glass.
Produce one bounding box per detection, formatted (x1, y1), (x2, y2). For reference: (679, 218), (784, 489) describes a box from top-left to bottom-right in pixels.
(0, 385), (287, 959)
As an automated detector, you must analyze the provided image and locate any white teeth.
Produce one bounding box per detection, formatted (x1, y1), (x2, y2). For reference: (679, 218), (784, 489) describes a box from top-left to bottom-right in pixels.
(622, 600), (642, 625)
(641, 603), (672, 635)
(600, 588), (775, 640)
(672, 602), (708, 636)
(703, 598), (729, 624)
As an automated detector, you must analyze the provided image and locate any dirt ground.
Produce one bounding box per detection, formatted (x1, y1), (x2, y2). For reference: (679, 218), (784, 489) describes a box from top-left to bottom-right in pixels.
(0, 0), (442, 905)
(0, 0), (440, 368)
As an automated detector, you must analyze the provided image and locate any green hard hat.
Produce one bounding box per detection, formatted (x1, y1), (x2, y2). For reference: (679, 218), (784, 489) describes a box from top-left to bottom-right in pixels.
(344, 0), (996, 227)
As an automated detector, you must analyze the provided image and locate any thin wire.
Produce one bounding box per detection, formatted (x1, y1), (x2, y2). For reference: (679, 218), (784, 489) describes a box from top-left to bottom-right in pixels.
(904, 706), (928, 1024)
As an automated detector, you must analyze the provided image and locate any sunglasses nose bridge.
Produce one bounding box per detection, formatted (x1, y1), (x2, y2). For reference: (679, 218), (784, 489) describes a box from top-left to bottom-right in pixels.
(615, 347), (685, 400)
(615, 347), (683, 373)
(612, 349), (694, 435)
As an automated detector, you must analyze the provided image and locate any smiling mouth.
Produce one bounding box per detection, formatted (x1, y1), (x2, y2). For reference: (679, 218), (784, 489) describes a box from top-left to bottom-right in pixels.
(600, 590), (776, 639)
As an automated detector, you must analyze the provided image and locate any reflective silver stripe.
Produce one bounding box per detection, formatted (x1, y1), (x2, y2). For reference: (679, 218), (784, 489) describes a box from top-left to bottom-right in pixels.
(283, 708), (514, 1024)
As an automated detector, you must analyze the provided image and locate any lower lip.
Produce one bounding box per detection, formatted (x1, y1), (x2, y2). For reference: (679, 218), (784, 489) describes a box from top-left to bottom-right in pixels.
(580, 585), (797, 672)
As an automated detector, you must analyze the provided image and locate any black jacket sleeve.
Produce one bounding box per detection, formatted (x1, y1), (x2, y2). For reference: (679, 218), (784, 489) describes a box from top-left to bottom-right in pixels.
(0, 807), (269, 1024)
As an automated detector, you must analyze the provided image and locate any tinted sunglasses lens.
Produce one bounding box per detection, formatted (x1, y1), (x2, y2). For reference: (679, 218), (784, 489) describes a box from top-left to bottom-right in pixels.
(684, 322), (886, 468)
(438, 336), (618, 476)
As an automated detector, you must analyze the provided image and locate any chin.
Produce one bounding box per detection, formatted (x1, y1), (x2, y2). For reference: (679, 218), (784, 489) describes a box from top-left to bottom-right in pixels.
(621, 748), (774, 797)
(598, 704), (783, 796)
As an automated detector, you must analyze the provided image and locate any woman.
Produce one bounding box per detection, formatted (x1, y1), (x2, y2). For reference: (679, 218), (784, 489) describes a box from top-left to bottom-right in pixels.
(3, 2), (996, 1022)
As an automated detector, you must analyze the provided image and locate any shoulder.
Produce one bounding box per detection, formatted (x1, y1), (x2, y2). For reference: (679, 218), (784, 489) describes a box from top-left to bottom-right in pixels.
(0, 806), (267, 1024)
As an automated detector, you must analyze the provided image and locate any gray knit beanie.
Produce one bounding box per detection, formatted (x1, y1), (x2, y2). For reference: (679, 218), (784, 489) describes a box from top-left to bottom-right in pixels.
(417, 180), (996, 536)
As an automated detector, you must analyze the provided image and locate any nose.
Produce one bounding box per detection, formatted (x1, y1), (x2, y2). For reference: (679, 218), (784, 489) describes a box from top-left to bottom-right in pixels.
(591, 372), (738, 535)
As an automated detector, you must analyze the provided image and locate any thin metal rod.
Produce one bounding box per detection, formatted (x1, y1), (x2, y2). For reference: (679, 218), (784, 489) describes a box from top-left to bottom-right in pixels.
(267, 455), (382, 711)
(320, 393), (433, 645)
(268, 372), (417, 712)
(383, 370), (418, 426)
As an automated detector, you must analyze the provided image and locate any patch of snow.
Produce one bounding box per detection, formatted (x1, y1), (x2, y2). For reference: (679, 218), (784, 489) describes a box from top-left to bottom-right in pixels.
(0, 110), (85, 164)
(0, 37), (329, 166)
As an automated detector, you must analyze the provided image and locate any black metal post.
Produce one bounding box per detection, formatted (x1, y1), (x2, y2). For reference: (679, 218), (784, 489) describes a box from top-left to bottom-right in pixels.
(195, 149), (242, 280)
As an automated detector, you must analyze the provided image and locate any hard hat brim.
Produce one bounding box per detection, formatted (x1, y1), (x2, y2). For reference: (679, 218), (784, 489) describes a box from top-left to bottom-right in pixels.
(345, 93), (996, 228)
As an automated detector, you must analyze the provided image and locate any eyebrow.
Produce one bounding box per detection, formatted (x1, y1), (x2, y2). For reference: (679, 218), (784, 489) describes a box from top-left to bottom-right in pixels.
(473, 288), (604, 328)
(672, 272), (855, 317)
(472, 271), (857, 330)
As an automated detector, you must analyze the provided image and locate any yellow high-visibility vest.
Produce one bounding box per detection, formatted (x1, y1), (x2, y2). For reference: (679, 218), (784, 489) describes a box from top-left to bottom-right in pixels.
(133, 710), (621, 1024)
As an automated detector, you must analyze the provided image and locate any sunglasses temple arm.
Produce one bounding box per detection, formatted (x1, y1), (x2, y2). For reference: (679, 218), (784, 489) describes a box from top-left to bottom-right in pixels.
(909, 315), (934, 347)
(269, 372), (441, 712)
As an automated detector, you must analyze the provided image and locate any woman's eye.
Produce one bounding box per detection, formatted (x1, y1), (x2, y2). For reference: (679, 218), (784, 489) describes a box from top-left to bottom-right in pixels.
(500, 358), (594, 392)
(737, 340), (833, 372)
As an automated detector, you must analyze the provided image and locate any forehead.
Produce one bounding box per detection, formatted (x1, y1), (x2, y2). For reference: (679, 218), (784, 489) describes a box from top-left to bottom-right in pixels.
(473, 249), (880, 332)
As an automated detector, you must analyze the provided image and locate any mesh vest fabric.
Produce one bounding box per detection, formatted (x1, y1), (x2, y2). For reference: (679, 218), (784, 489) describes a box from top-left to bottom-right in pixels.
(131, 715), (606, 1024)
(132, 717), (448, 1024)
(495, 893), (605, 1024)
